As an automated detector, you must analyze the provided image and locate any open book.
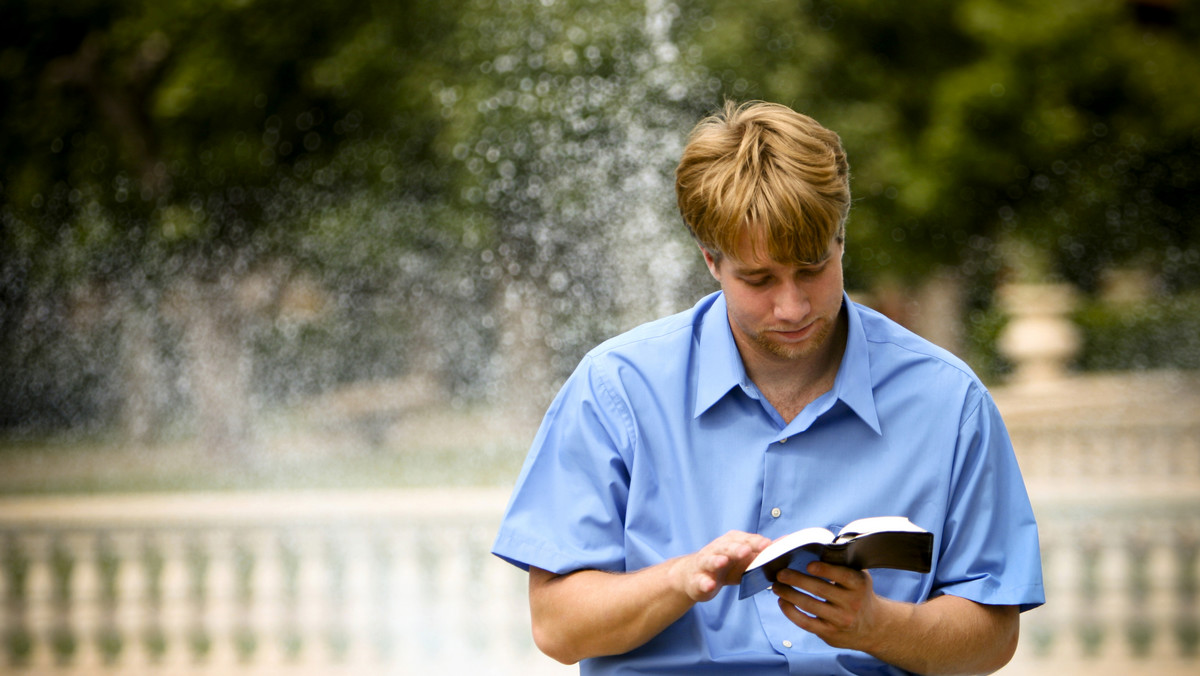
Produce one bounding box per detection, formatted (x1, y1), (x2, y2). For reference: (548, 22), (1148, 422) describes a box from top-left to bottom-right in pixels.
(738, 516), (933, 599)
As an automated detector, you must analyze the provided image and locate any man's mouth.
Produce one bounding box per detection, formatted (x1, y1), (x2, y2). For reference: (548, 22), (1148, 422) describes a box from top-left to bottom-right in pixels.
(769, 321), (817, 342)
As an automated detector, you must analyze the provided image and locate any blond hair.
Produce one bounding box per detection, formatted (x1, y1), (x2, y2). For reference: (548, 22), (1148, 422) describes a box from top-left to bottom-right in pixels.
(675, 100), (850, 265)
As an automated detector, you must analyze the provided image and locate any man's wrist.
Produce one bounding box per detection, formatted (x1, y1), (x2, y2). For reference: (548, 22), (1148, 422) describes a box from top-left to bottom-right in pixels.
(861, 596), (918, 658)
(666, 553), (706, 602)
(664, 555), (687, 597)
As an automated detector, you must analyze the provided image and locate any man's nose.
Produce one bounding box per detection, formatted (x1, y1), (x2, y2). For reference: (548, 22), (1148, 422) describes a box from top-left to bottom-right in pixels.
(774, 282), (809, 323)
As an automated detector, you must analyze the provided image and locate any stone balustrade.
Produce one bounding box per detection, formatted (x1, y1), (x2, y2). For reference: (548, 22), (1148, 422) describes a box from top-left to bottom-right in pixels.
(1, 480), (1198, 675)
(0, 489), (566, 675)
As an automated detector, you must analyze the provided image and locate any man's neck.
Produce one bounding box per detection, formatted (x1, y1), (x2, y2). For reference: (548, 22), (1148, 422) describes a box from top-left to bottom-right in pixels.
(739, 309), (848, 424)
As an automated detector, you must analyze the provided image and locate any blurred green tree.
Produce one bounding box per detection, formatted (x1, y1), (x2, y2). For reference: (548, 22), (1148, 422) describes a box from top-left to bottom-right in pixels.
(0, 0), (465, 450)
(4, 0), (1198, 448)
(680, 0), (1200, 360)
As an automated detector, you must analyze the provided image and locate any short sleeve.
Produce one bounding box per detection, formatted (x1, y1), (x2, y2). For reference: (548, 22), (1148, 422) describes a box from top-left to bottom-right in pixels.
(933, 388), (1045, 611)
(492, 354), (634, 575)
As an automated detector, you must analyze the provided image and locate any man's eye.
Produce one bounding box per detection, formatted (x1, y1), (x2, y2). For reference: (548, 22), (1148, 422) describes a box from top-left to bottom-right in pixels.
(743, 277), (770, 287)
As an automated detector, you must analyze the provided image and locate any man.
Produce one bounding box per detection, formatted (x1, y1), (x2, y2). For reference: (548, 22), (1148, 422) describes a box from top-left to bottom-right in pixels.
(493, 100), (1044, 675)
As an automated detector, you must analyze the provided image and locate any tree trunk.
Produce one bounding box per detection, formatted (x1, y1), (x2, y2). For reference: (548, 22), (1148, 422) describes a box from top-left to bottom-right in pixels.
(910, 268), (966, 358)
(869, 268), (966, 358)
(167, 278), (253, 456)
(117, 293), (167, 446)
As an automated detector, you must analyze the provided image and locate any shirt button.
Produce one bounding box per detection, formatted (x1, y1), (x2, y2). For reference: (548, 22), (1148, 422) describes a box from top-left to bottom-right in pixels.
(771, 507), (782, 518)
(779, 437), (788, 444)
(782, 640), (793, 648)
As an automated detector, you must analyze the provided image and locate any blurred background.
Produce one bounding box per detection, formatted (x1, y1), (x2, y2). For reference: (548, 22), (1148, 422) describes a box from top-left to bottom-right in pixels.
(0, 0), (1197, 674)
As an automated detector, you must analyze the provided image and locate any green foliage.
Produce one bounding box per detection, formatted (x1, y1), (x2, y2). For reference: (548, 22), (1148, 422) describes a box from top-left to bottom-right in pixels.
(678, 0), (985, 284)
(1075, 293), (1200, 371)
(962, 302), (1012, 383)
(927, 0), (1200, 292)
(679, 0), (1200, 295)
(3, 0), (1199, 436)
(1, 0), (466, 285)
(0, 0), (473, 430)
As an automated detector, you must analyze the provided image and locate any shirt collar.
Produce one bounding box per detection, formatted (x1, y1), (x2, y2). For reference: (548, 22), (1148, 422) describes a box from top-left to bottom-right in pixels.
(694, 293), (749, 418)
(693, 291), (882, 435)
(833, 293), (883, 435)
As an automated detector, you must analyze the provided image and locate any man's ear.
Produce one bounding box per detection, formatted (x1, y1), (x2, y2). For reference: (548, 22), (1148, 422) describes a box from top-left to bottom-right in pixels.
(699, 245), (721, 281)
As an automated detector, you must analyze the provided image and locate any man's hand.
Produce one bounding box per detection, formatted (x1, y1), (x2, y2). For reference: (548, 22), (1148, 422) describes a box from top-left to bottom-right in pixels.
(670, 531), (773, 602)
(773, 561), (892, 650)
(772, 561), (1020, 675)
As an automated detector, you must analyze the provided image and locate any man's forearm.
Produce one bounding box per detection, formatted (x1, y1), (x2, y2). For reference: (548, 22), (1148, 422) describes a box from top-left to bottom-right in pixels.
(528, 564), (696, 664)
(527, 530), (770, 664)
(860, 595), (1019, 675)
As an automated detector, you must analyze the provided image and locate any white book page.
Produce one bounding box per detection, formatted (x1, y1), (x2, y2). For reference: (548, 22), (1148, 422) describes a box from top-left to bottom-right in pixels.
(836, 516), (923, 542)
(747, 527), (834, 570)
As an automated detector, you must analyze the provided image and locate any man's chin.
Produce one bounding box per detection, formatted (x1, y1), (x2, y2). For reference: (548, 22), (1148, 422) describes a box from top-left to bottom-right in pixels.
(754, 324), (831, 360)
(755, 336), (819, 361)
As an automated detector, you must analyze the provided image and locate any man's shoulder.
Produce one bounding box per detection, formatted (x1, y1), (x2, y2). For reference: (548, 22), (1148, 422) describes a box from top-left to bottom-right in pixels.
(584, 293), (714, 364)
(851, 300), (986, 391)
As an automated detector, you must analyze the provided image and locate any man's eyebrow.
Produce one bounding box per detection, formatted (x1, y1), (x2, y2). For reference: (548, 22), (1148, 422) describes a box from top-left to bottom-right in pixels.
(734, 255), (831, 275)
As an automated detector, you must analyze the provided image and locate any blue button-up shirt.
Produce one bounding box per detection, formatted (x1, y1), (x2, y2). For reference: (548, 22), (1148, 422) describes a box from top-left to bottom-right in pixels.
(493, 292), (1044, 675)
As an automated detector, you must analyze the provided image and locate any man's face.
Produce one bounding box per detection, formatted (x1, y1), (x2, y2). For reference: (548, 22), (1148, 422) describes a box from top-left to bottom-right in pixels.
(703, 233), (845, 365)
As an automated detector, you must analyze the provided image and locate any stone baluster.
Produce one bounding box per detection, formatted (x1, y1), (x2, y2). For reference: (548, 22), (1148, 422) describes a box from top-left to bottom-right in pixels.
(229, 530), (258, 665)
(330, 526), (373, 667)
(0, 534), (25, 666)
(415, 525), (445, 664)
(390, 525), (421, 670)
(460, 525), (485, 653)
(1021, 523), (1063, 661)
(168, 532), (195, 665)
(359, 530), (387, 664)
(439, 523), (475, 669)
(1121, 529), (1154, 659)
(185, 531), (218, 666)
(113, 532), (152, 670)
(25, 533), (57, 669)
(423, 525), (457, 664)
(370, 528), (393, 667)
(369, 528), (396, 667)
(59, 532), (93, 670)
(1104, 525), (1140, 660)
(213, 527), (242, 667)
(293, 527), (332, 665)
(322, 528), (351, 664)
(275, 529), (302, 664)
(153, 530), (190, 669)
(1073, 527), (1106, 658)
(96, 535), (126, 667)
(480, 526), (531, 664)
(245, 528), (284, 668)
(1143, 526), (1176, 660)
